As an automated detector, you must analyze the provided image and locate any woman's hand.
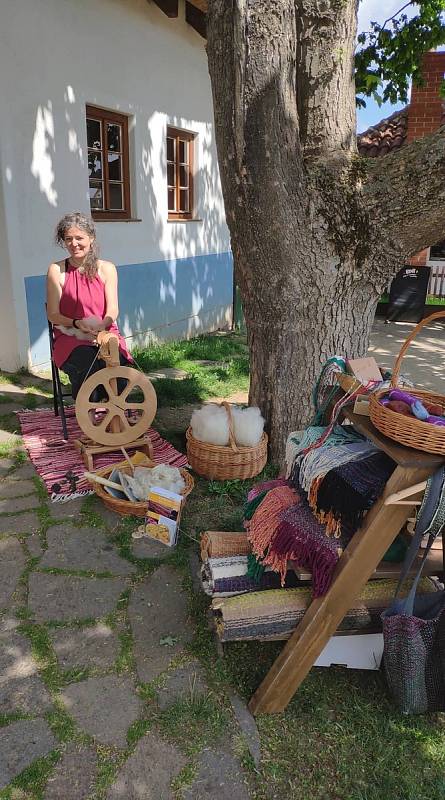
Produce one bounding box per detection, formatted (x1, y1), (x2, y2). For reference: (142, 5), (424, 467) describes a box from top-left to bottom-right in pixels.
(76, 318), (99, 335)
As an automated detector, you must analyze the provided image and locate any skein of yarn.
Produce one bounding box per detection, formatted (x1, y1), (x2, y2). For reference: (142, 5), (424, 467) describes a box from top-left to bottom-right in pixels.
(190, 404), (265, 447)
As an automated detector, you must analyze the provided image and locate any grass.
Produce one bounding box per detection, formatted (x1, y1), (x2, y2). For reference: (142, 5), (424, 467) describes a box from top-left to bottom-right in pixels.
(132, 332), (249, 407)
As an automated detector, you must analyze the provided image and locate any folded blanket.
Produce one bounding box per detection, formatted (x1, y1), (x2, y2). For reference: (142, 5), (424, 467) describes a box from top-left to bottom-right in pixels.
(314, 451), (396, 535)
(204, 555), (248, 581)
(246, 485), (300, 557)
(200, 531), (251, 560)
(212, 578), (436, 641)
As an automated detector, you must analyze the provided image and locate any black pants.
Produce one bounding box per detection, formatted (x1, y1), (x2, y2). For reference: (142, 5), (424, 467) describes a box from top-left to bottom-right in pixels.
(61, 345), (131, 402)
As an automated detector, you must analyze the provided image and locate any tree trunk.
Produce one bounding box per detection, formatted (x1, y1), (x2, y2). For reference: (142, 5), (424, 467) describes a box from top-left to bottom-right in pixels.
(206, 0), (445, 463)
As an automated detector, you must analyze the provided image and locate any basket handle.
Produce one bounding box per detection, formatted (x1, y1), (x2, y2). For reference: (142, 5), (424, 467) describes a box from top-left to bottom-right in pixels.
(390, 310), (445, 388)
(221, 401), (239, 452)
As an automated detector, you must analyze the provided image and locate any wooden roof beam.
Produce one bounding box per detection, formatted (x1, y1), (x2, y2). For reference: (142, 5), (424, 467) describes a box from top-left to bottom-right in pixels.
(185, 1), (206, 38)
(151, 0), (178, 18)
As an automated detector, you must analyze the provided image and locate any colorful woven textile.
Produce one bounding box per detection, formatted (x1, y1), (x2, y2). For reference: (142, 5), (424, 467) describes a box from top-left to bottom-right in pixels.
(200, 531), (251, 561)
(16, 406), (188, 502)
(203, 555), (248, 581)
(296, 439), (379, 495)
(314, 451), (396, 535)
(202, 570), (282, 597)
(213, 578), (436, 641)
(265, 499), (342, 595)
(247, 478), (290, 502)
(245, 485), (300, 558)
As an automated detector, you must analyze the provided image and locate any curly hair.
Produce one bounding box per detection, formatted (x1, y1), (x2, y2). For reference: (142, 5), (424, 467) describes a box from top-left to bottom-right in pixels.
(54, 212), (99, 278)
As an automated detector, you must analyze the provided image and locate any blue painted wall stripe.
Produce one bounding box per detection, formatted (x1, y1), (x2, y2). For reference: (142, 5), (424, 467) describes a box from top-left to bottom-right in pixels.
(25, 252), (233, 366)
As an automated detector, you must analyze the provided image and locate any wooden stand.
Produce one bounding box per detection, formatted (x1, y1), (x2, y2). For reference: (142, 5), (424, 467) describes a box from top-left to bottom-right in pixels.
(248, 410), (445, 715)
(73, 435), (154, 471)
(73, 331), (157, 470)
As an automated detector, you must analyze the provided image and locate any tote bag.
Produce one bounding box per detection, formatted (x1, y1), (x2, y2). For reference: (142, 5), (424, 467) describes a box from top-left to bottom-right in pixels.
(382, 468), (445, 714)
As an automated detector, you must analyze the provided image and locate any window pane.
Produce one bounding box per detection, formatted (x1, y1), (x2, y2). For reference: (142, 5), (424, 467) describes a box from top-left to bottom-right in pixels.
(167, 163), (175, 186)
(179, 189), (189, 212)
(108, 153), (121, 181)
(88, 151), (102, 179)
(107, 123), (121, 152)
(179, 165), (188, 188)
(109, 183), (123, 210)
(167, 137), (175, 162)
(89, 181), (103, 210)
(87, 118), (101, 150)
(179, 139), (187, 164)
(168, 187), (175, 211)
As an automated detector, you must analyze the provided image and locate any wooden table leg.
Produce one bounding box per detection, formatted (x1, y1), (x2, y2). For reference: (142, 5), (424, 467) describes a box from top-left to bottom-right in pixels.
(248, 464), (434, 715)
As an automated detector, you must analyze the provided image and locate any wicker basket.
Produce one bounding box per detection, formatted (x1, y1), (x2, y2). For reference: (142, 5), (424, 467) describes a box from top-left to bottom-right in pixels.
(186, 401), (268, 480)
(88, 452), (194, 517)
(369, 310), (445, 454)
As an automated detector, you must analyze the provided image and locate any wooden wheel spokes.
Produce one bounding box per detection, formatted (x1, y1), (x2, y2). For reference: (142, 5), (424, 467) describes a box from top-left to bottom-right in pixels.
(75, 366), (157, 446)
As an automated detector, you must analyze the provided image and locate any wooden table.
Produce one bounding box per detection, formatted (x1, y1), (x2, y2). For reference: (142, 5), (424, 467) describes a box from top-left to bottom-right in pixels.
(248, 411), (444, 715)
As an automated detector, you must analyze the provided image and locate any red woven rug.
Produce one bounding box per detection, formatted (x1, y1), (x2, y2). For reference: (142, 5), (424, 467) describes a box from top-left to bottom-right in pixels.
(16, 406), (188, 503)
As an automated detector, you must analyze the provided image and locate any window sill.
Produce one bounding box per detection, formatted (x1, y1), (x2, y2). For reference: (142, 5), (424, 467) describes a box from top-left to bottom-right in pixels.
(167, 218), (203, 223)
(93, 217), (142, 223)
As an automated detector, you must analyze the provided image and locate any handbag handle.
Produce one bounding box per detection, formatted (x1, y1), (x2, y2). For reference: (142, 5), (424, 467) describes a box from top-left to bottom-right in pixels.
(393, 466), (445, 615)
(391, 310), (445, 388)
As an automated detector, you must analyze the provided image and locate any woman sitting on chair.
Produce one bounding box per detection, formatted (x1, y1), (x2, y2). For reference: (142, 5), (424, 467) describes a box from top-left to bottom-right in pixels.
(46, 212), (132, 400)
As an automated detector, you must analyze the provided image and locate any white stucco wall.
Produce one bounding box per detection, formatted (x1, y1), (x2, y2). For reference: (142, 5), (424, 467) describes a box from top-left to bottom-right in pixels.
(0, 0), (230, 370)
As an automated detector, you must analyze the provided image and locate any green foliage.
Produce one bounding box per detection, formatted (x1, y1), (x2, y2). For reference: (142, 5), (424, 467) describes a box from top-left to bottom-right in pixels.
(356, 1), (445, 107)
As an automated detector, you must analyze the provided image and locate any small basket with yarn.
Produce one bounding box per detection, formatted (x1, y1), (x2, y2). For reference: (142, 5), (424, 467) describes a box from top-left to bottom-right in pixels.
(369, 310), (445, 454)
(186, 401), (268, 480)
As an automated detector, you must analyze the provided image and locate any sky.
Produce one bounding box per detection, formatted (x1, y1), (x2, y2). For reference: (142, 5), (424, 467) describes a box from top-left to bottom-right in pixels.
(356, 0), (418, 132)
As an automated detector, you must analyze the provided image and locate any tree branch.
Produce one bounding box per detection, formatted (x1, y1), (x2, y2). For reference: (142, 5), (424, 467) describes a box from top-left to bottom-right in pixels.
(362, 126), (445, 257)
(295, 0), (358, 157)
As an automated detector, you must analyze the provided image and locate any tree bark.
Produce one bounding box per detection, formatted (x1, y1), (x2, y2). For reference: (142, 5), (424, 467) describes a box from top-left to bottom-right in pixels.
(206, 0), (445, 462)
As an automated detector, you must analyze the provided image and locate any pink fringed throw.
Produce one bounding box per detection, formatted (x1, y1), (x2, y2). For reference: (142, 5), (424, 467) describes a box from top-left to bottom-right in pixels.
(246, 485), (299, 561)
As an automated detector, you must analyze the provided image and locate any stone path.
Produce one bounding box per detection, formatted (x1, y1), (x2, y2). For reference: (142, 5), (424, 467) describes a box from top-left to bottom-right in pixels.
(0, 444), (256, 798)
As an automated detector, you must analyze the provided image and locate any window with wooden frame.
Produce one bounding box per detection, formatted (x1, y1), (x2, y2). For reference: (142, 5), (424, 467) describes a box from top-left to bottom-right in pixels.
(86, 105), (131, 220)
(167, 127), (195, 220)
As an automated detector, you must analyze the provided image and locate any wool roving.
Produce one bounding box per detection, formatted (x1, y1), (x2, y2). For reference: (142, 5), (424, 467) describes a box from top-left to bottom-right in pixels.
(246, 485), (299, 559)
(231, 406), (265, 447)
(190, 404), (265, 447)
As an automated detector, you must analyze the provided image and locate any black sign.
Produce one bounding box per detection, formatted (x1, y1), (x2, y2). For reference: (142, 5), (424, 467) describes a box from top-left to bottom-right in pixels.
(386, 266), (431, 323)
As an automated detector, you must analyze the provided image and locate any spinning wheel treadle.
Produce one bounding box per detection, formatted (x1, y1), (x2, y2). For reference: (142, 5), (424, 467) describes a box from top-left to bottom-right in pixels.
(75, 366), (157, 446)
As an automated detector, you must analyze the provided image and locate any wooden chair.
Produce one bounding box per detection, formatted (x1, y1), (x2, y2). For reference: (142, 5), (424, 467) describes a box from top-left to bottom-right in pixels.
(47, 315), (71, 440)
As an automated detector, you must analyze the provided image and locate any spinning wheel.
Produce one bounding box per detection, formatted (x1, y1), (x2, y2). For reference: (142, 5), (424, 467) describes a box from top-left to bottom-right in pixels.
(75, 366), (157, 446)
(73, 331), (157, 468)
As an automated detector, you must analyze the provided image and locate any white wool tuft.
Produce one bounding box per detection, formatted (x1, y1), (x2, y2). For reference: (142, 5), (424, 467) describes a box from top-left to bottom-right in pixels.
(231, 406), (265, 447)
(190, 404), (230, 446)
(190, 404), (264, 447)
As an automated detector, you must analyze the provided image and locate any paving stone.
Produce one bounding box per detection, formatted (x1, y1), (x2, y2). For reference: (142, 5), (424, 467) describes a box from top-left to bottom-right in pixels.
(148, 367), (188, 381)
(156, 661), (208, 711)
(0, 494), (39, 513)
(106, 731), (187, 799)
(0, 457), (15, 477)
(131, 535), (172, 560)
(50, 623), (119, 670)
(60, 675), (142, 748)
(41, 525), (135, 575)
(10, 462), (39, 480)
(84, 496), (122, 530)
(129, 565), (192, 683)
(0, 479), (36, 499)
(0, 431), (22, 447)
(181, 748), (250, 800)
(26, 533), (44, 559)
(0, 383), (27, 395)
(0, 629), (52, 715)
(48, 497), (85, 521)
(0, 538), (26, 608)
(43, 743), (98, 800)
(28, 573), (126, 622)
(0, 719), (57, 790)
(0, 614), (19, 635)
(227, 690), (261, 768)
(0, 511), (40, 535)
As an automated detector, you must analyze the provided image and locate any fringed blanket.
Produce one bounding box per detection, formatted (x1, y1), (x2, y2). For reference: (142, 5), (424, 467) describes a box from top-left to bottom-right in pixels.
(313, 451), (396, 536)
(245, 485), (299, 558)
(212, 578), (436, 641)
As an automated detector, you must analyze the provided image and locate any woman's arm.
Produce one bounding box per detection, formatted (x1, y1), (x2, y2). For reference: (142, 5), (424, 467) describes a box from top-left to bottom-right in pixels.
(46, 263), (76, 327)
(98, 261), (119, 331)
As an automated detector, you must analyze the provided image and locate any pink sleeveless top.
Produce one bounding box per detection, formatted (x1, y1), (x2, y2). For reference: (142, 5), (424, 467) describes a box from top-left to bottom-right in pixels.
(52, 261), (132, 368)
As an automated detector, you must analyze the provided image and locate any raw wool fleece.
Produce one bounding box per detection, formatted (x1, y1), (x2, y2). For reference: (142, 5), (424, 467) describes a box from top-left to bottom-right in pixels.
(190, 404), (265, 447)
(55, 315), (103, 340)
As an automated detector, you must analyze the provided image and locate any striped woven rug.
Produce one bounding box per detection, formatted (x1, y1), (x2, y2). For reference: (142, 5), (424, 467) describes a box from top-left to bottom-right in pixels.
(16, 405), (188, 503)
